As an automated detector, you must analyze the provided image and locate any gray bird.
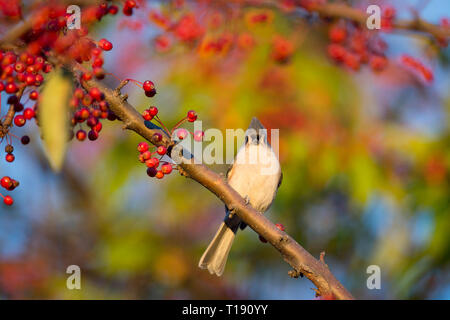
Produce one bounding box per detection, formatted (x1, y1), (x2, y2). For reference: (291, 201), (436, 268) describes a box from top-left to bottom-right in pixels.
(199, 117), (282, 276)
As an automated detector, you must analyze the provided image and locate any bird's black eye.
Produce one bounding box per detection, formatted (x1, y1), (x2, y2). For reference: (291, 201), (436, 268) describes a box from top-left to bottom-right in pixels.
(256, 134), (260, 142)
(245, 136), (249, 144)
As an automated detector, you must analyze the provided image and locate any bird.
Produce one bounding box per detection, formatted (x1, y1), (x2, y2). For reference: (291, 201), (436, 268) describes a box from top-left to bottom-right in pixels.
(199, 117), (282, 276)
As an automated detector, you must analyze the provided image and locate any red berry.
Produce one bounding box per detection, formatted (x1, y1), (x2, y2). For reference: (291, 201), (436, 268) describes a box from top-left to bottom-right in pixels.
(76, 130), (86, 141)
(29, 90), (39, 100)
(145, 157), (159, 168)
(3, 65), (14, 76)
(89, 87), (103, 101)
(125, 0), (137, 8)
(275, 223), (285, 231)
(5, 153), (15, 162)
(91, 47), (102, 56)
(35, 74), (44, 86)
(94, 122), (102, 133)
(23, 108), (35, 120)
(327, 44), (346, 61)
(145, 89), (157, 97)
(187, 110), (197, 122)
(161, 163), (173, 174)
(3, 195), (13, 206)
(157, 145), (167, 155)
(194, 130), (204, 142)
(137, 142), (149, 153)
(123, 5), (133, 16)
(142, 151), (152, 160)
(14, 115), (26, 127)
(21, 135), (30, 145)
(148, 106), (158, 116)
(108, 5), (119, 15)
(99, 38), (113, 51)
(5, 83), (18, 94)
(43, 63), (52, 73)
(87, 116), (98, 128)
(92, 57), (104, 68)
(143, 80), (155, 92)
(82, 72), (93, 81)
(152, 133), (162, 142)
(93, 67), (105, 79)
(146, 167), (157, 177)
(79, 108), (90, 120)
(14, 62), (25, 73)
(88, 130), (99, 141)
(329, 26), (346, 43)
(14, 103), (24, 112)
(370, 55), (388, 72)
(176, 128), (188, 140)
(383, 7), (396, 19)
(142, 109), (153, 121)
(155, 170), (164, 179)
(1, 176), (12, 189)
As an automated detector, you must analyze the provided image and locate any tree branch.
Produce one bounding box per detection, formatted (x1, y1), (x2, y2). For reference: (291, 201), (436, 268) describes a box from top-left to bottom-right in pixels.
(0, 86), (25, 138)
(70, 63), (354, 300)
(313, 3), (449, 40)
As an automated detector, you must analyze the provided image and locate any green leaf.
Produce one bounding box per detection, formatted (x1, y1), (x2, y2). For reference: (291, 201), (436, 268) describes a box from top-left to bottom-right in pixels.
(38, 68), (72, 172)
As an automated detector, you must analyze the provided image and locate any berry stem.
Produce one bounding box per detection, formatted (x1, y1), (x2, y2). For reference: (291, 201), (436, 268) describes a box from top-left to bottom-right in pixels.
(105, 73), (143, 89)
(154, 115), (171, 137)
(170, 117), (188, 135)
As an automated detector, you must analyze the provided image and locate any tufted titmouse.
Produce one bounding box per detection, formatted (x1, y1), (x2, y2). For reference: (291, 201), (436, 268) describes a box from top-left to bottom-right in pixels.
(199, 117), (282, 276)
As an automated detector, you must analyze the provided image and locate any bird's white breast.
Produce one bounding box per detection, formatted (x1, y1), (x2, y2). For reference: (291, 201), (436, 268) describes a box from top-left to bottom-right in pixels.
(228, 144), (281, 213)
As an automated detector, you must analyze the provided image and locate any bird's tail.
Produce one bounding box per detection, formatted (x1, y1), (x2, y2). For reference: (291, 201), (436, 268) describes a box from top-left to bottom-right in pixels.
(198, 222), (235, 277)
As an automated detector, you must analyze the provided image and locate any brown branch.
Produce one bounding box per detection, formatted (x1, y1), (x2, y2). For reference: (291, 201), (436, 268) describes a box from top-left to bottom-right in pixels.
(253, 0), (449, 40)
(0, 86), (25, 138)
(70, 63), (354, 300)
(313, 3), (450, 40)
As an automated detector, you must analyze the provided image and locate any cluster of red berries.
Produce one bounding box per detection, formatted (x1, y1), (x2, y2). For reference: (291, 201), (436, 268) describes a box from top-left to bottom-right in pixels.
(259, 223), (285, 243)
(138, 107), (205, 178)
(142, 106), (159, 121)
(137, 141), (173, 180)
(143, 80), (157, 97)
(401, 55), (434, 83)
(0, 176), (19, 206)
(142, 108), (201, 140)
(327, 23), (388, 72)
(77, 36), (114, 82)
(70, 86), (117, 142)
(0, 50), (44, 165)
(0, 1), (140, 207)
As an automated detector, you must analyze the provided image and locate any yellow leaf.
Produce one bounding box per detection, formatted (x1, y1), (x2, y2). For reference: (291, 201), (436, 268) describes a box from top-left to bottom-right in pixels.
(39, 68), (72, 172)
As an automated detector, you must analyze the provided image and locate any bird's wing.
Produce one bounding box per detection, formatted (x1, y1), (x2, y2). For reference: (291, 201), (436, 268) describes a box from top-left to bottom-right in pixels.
(226, 163), (234, 181)
(278, 171), (283, 189)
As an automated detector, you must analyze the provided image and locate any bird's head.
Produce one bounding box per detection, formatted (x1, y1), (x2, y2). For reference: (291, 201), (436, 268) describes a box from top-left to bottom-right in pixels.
(245, 117), (268, 146)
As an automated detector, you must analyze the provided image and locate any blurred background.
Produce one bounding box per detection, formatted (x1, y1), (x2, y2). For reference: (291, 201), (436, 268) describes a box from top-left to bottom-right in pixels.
(0, 0), (449, 299)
